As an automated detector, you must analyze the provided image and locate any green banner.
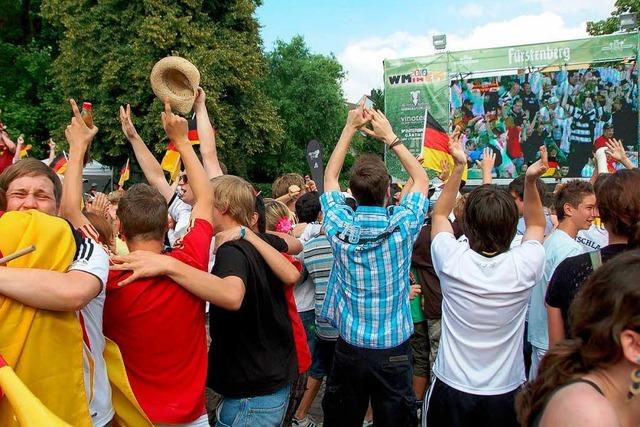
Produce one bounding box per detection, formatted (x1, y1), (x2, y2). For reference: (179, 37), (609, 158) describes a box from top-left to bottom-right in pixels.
(384, 33), (639, 181)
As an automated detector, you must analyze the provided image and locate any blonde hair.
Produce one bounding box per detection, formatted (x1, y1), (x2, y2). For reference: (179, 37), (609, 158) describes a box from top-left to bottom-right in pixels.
(265, 200), (293, 232)
(210, 175), (255, 227)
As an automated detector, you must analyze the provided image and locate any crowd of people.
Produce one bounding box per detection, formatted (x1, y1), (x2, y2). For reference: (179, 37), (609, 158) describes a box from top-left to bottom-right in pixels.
(452, 64), (639, 179)
(0, 84), (639, 427)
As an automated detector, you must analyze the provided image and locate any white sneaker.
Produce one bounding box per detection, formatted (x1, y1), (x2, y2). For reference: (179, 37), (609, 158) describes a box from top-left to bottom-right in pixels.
(292, 415), (321, 427)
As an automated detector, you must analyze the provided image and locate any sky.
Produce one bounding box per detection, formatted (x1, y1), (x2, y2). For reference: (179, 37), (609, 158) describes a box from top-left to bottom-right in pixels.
(256, 0), (617, 102)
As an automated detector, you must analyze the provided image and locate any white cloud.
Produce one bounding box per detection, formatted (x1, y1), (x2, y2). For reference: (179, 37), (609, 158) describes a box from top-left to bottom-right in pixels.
(459, 3), (484, 18)
(339, 12), (589, 102)
(524, 0), (615, 19)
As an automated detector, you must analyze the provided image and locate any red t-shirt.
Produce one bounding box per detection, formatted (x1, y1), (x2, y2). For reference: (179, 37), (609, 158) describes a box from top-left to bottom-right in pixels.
(0, 146), (13, 174)
(282, 253), (312, 374)
(104, 219), (212, 424)
(593, 136), (617, 172)
(507, 126), (523, 159)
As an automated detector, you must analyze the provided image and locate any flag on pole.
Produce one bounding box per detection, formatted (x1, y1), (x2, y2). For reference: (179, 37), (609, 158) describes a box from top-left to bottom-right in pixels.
(118, 159), (130, 187)
(160, 117), (200, 180)
(420, 109), (468, 181)
(49, 152), (68, 175)
(19, 145), (32, 159)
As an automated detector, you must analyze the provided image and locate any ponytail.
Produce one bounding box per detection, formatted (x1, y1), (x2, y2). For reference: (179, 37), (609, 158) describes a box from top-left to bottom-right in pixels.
(516, 339), (587, 426)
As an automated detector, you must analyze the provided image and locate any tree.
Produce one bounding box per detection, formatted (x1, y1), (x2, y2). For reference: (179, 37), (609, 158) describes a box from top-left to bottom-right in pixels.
(0, 0), (62, 159)
(587, 0), (640, 35)
(40, 0), (283, 177)
(259, 36), (348, 182)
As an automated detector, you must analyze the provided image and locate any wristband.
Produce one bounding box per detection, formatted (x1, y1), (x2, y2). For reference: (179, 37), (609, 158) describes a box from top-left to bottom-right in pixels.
(389, 138), (403, 149)
(239, 226), (246, 239)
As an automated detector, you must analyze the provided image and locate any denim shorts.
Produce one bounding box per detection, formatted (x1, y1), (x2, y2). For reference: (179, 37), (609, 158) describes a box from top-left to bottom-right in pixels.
(215, 384), (291, 427)
(309, 338), (336, 380)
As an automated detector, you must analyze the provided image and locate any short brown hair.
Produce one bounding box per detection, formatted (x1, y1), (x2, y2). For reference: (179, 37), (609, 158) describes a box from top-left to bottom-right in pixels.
(0, 158), (63, 207)
(117, 184), (168, 241)
(596, 169), (640, 247)
(463, 185), (518, 255)
(272, 173), (305, 199)
(349, 154), (390, 207)
(211, 175), (255, 227)
(554, 180), (594, 221)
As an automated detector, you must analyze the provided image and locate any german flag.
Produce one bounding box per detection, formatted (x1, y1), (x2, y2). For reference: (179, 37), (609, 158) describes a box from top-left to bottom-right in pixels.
(160, 116), (200, 181)
(49, 152), (68, 175)
(118, 159), (130, 188)
(420, 109), (467, 181)
(19, 145), (32, 159)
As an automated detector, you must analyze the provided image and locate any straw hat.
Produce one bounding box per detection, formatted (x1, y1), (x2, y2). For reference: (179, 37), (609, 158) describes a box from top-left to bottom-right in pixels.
(150, 56), (200, 114)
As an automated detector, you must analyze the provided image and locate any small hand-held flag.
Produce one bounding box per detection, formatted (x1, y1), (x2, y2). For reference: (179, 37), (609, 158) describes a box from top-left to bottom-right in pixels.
(420, 108), (468, 181)
(49, 152), (68, 175)
(118, 159), (130, 188)
(19, 145), (32, 159)
(160, 116), (199, 182)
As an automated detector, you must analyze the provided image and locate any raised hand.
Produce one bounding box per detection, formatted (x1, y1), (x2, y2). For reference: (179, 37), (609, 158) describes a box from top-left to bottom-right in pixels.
(605, 138), (628, 162)
(360, 109), (396, 145)
(438, 159), (451, 181)
(65, 98), (99, 150)
(526, 146), (549, 178)
(119, 104), (140, 140)
(86, 192), (110, 219)
(476, 147), (496, 174)
(17, 134), (24, 146)
(161, 98), (188, 143)
(345, 100), (371, 131)
(48, 138), (56, 150)
(448, 127), (466, 166)
(194, 87), (206, 112)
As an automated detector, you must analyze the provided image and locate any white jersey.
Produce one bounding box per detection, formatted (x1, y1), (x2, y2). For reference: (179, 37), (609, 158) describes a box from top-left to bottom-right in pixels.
(69, 234), (113, 426)
(167, 194), (192, 247)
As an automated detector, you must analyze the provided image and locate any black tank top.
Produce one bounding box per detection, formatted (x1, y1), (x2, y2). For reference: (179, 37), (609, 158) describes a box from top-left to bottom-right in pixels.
(531, 379), (604, 427)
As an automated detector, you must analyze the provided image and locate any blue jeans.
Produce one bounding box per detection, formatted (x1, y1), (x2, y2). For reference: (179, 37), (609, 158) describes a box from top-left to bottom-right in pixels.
(215, 384), (291, 427)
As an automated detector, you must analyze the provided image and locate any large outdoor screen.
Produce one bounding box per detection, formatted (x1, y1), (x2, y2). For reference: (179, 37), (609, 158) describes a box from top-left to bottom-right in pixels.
(450, 63), (639, 179)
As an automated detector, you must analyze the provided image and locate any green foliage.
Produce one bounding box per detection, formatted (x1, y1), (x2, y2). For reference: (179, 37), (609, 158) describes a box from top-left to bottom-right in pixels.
(39, 0), (283, 177)
(587, 0), (640, 35)
(0, 0), (61, 159)
(259, 35), (348, 182)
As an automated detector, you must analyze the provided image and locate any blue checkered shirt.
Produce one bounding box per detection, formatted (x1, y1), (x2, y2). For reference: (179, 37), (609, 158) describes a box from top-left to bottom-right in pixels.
(320, 191), (429, 349)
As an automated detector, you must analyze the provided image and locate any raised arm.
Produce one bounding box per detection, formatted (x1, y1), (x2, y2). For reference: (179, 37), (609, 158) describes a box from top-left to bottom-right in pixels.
(60, 99), (99, 230)
(477, 147), (496, 185)
(431, 129), (465, 238)
(0, 132), (16, 153)
(12, 135), (23, 164)
(362, 109), (428, 194)
(606, 138), (635, 170)
(47, 138), (56, 164)
(161, 99), (213, 223)
(522, 146), (549, 243)
(119, 104), (173, 202)
(193, 88), (223, 178)
(324, 102), (370, 192)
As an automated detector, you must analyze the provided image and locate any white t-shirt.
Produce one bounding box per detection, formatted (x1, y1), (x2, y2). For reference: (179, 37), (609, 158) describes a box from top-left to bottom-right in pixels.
(576, 223), (608, 253)
(296, 246), (318, 313)
(431, 232), (545, 395)
(69, 235), (113, 426)
(527, 229), (583, 350)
